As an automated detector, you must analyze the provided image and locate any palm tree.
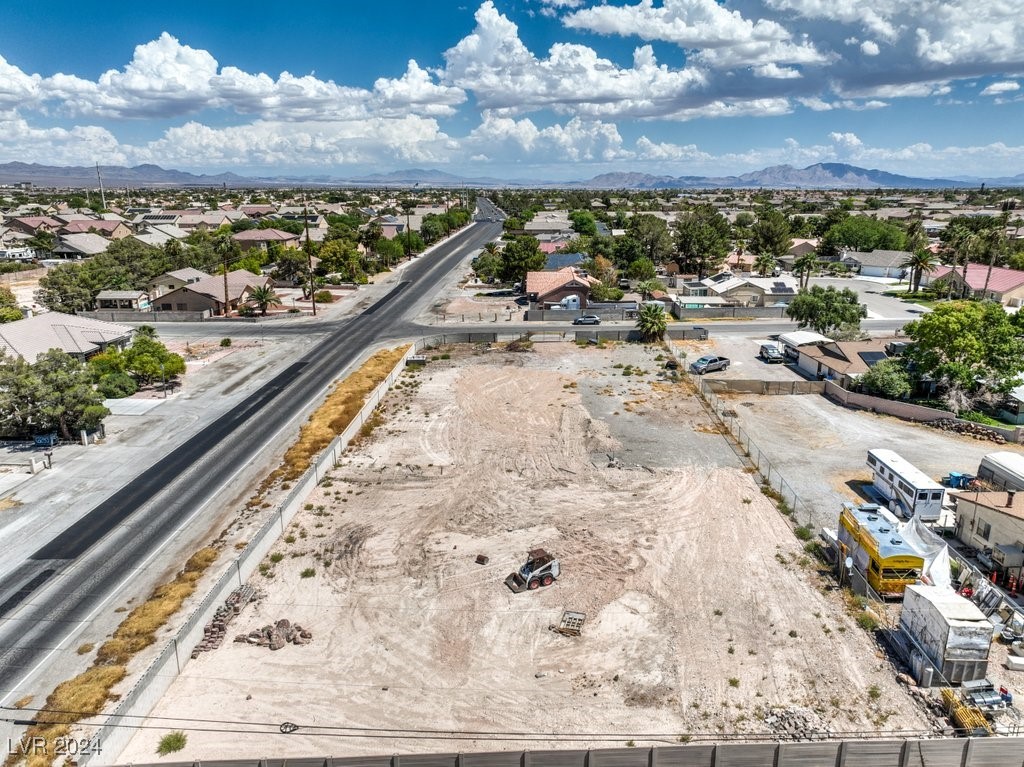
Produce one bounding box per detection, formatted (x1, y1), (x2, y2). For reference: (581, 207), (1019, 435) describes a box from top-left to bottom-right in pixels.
(792, 252), (817, 290)
(635, 279), (662, 299)
(246, 285), (283, 316)
(360, 221), (384, 265)
(943, 225), (976, 301)
(900, 250), (939, 294)
(978, 226), (1007, 298)
(482, 241), (500, 257)
(753, 253), (777, 277)
(635, 302), (667, 341)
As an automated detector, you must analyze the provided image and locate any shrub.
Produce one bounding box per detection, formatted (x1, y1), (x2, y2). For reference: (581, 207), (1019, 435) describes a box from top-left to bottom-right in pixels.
(220, 337), (232, 347)
(728, 678), (740, 688)
(97, 372), (138, 399)
(269, 553), (283, 563)
(314, 290), (335, 304)
(794, 525), (813, 541)
(300, 568), (316, 578)
(857, 612), (879, 631)
(157, 731), (187, 755)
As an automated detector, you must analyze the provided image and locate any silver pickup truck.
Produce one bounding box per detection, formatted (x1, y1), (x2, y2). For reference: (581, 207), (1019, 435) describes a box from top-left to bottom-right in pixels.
(690, 355), (730, 374)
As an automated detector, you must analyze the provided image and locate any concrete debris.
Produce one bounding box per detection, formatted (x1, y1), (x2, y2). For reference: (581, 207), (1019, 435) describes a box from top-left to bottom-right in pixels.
(763, 706), (833, 741)
(233, 619), (313, 651)
(191, 585), (263, 659)
(929, 419), (1006, 444)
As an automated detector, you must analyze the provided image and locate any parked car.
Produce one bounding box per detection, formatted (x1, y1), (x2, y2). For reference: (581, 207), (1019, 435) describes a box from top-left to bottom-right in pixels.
(572, 315), (601, 325)
(758, 343), (784, 363)
(690, 355), (730, 374)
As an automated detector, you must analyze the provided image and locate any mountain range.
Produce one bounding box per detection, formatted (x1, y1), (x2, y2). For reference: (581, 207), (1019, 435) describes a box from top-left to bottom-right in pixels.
(1, 161), (1022, 190)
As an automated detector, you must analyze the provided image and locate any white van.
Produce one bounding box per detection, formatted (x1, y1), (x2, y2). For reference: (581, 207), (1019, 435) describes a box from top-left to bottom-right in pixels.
(977, 452), (1024, 491)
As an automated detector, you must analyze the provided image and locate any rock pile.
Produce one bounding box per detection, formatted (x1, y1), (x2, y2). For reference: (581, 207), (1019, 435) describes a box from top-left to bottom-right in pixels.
(763, 706), (833, 741)
(191, 585), (262, 658)
(929, 419), (1006, 443)
(235, 618), (313, 650)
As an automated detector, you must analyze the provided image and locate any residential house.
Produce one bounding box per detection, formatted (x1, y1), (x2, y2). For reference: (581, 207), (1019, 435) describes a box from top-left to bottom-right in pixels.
(239, 205), (277, 218)
(680, 272), (798, 307)
(777, 330), (833, 362)
(787, 238), (818, 257)
(524, 267), (601, 308)
(926, 263), (1024, 306)
(176, 213), (233, 232)
(148, 268), (211, 298)
(543, 252), (588, 271)
(132, 223), (190, 247)
(374, 215), (405, 240)
(5, 216), (62, 236)
(0, 313), (133, 361)
(52, 233), (112, 258)
(793, 339), (891, 385)
(154, 270), (270, 316)
(952, 490), (1024, 582)
(841, 249), (912, 278)
(95, 290), (151, 311)
(998, 385), (1024, 426)
(58, 219), (132, 239)
(232, 228), (301, 252)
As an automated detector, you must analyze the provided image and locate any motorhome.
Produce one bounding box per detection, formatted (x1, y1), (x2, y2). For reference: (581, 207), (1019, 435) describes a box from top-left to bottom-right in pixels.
(977, 451), (1024, 491)
(867, 449), (945, 522)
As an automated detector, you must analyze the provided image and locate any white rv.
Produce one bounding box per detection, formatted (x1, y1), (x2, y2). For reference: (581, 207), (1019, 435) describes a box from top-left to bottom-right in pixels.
(867, 449), (945, 522)
(978, 452), (1024, 491)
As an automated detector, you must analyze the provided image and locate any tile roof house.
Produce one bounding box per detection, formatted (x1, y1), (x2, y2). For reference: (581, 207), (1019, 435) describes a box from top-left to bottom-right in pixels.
(794, 339), (891, 387)
(148, 268), (211, 298)
(52, 232), (113, 258)
(154, 269), (270, 316)
(685, 273), (798, 307)
(95, 290), (151, 311)
(232, 228), (302, 251)
(0, 313), (134, 361)
(926, 263), (1024, 306)
(840, 249), (911, 278)
(58, 219), (132, 239)
(6, 216), (62, 235)
(524, 267), (601, 307)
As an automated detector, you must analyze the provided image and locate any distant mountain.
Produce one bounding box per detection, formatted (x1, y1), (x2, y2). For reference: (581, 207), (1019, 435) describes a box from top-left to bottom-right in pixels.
(0, 161), (251, 188)
(575, 163), (979, 190)
(1, 161), (1022, 191)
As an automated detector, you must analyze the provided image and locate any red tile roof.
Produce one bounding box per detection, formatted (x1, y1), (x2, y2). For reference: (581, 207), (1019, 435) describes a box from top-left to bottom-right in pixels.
(525, 267), (599, 298)
(60, 220), (123, 234)
(932, 263), (1024, 294)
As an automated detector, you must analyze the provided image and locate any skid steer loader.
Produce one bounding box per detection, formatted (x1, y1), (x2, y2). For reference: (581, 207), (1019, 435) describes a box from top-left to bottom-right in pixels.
(505, 548), (560, 592)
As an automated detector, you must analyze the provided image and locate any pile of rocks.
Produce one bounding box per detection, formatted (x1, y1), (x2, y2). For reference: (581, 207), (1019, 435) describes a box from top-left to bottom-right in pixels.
(191, 585), (262, 658)
(762, 706), (833, 741)
(930, 419), (1006, 443)
(235, 618), (312, 650)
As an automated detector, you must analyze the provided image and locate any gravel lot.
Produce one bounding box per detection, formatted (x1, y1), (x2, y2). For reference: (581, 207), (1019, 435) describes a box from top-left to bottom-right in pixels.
(118, 341), (933, 761)
(722, 392), (1024, 531)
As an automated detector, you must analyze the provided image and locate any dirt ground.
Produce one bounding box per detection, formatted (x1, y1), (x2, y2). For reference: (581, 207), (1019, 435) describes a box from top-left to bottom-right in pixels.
(117, 342), (934, 761)
(721, 393), (1024, 531)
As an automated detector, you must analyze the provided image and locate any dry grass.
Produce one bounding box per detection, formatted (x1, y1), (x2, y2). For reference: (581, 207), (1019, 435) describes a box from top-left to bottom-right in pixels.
(6, 548), (218, 767)
(13, 696), (32, 709)
(264, 345), (410, 486)
(76, 644), (94, 656)
(0, 497), (22, 511)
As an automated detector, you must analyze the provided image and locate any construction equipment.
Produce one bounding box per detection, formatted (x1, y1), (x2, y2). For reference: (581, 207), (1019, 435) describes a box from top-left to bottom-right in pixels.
(505, 548), (560, 593)
(941, 688), (993, 736)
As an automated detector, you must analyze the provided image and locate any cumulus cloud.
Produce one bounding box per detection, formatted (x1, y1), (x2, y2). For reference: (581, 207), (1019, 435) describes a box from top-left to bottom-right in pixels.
(0, 55), (43, 109)
(372, 60), (467, 116)
(981, 80), (1020, 96)
(860, 40), (880, 56)
(462, 112), (631, 162)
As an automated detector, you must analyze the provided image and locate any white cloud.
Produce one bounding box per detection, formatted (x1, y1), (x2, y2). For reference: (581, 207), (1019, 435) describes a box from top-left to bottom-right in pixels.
(634, 136), (711, 162)
(563, 0), (830, 69)
(373, 60), (467, 117)
(981, 80), (1020, 96)
(462, 113), (631, 163)
(0, 112), (129, 165)
(0, 55), (42, 109)
(829, 131), (863, 149)
(860, 40), (880, 56)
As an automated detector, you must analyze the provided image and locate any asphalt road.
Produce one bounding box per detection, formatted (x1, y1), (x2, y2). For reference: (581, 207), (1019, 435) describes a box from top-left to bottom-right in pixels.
(0, 212), (504, 703)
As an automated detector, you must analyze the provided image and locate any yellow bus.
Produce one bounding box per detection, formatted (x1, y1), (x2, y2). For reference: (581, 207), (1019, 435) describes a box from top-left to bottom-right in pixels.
(838, 503), (924, 597)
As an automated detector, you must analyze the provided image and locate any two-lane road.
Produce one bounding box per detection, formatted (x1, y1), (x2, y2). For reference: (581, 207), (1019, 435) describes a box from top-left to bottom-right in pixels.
(0, 214), (503, 707)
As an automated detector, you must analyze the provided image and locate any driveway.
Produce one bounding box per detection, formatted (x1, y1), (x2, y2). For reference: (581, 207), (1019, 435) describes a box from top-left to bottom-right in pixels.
(810, 277), (929, 321)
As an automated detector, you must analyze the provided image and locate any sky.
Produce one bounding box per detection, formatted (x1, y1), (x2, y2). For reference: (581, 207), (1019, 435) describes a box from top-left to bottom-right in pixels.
(0, 0), (1022, 181)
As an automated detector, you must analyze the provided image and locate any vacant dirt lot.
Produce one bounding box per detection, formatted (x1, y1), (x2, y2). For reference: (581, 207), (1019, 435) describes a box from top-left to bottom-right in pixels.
(118, 342), (932, 761)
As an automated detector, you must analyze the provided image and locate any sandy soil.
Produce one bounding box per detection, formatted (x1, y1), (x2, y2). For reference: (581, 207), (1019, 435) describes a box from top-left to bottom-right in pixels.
(117, 342), (933, 761)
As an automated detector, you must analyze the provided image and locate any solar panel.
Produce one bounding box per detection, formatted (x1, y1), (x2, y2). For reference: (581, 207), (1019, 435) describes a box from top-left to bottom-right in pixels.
(858, 351), (888, 367)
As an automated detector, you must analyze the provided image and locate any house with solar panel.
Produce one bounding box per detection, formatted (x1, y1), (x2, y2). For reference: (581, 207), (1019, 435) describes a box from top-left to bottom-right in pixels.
(681, 272), (799, 307)
(792, 338), (893, 386)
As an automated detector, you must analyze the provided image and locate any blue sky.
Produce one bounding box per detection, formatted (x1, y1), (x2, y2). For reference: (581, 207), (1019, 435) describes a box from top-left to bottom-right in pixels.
(0, 0), (1022, 180)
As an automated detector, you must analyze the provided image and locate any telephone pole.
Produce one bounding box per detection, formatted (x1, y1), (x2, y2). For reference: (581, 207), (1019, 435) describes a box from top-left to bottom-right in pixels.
(303, 194), (317, 317)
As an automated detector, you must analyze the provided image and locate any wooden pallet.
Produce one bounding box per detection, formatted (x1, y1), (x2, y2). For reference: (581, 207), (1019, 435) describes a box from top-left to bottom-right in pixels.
(553, 610), (586, 637)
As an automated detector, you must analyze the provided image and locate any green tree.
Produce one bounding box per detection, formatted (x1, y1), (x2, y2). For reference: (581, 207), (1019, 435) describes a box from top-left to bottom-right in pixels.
(627, 257), (657, 281)
(673, 205), (731, 279)
(629, 214), (674, 265)
(635, 302), (668, 342)
(122, 336), (186, 386)
(32, 349), (110, 439)
(819, 216), (907, 258)
(569, 210), (598, 237)
(785, 285), (866, 335)
(246, 285), (283, 316)
(749, 207), (792, 259)
(792, 252), (818, 290)
(499, 236), (545, 284)
(905, 301), (1024, 411)
(753, 253), (777, 277)
(635, 279), (666, 299)
(857, 359), (912, 399)
(0, 353), (44, 437)
(901, 250), (939, 294)
(272, 249), (310, 284)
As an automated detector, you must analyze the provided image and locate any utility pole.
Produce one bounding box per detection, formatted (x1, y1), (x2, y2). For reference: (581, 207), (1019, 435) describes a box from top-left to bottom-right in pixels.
(95, 163), (106, 211)
(222, 249), (230, 317)
(303, 194), (317, 317)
